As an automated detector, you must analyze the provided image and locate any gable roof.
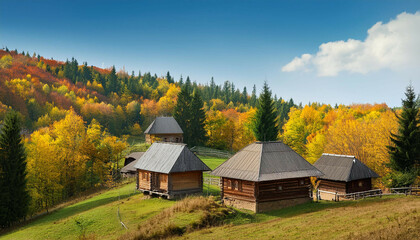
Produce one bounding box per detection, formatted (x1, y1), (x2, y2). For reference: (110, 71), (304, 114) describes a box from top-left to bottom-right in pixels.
(134, 142), (211, 173)
(211, 141), (323, 182)
(144, 117), (183, 134)
(313, 153), (379, 182)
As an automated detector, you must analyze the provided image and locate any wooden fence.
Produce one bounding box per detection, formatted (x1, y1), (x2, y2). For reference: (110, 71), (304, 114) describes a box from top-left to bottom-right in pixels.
(204, 176), (221, 187)
(317, 186), (420, 202)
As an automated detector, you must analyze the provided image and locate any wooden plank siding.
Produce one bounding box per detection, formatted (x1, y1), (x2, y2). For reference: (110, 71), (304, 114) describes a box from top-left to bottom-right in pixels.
(346, 178), (372, 193)
(318, 178), (373, 194)
(222, 177), (311, 203)
(170, 171), (202, 191)
(257, 177), (310, 202)
(318, 179), (347, 194)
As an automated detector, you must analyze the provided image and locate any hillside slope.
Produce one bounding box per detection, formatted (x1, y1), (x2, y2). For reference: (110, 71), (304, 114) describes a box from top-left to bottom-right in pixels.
(1, 183), (419, 240)
(179, 196), (420, 240)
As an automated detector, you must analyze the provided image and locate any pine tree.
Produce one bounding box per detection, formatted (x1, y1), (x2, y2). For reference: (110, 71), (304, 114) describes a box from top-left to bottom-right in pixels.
(388, 85), (420, 173)
(253, 82), (279, 141)
(174, 85), (192, 145)
(250, 84), (257, 107)
(166, 71), (173, 84)
(0, 111), (30, 227)
(190, 90), (207, 146)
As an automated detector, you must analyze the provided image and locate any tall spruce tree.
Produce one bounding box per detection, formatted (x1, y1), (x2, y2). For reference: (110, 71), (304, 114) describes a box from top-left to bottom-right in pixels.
(388, 85), (420, 173)
(0, 111), (30, 228)
(174, 85), (192, 145)
(190, 90), (207, 146)
(253, 82), (279, 141)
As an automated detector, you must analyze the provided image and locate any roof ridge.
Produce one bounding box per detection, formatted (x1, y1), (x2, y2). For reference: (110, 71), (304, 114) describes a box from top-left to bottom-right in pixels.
(322, 153), (355, 158)
(345, 156), (356, 181)
(256, 142), (264, 181)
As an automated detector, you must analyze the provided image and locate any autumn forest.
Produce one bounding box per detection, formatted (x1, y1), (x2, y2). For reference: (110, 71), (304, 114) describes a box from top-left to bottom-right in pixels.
(0, 48), (418, 227)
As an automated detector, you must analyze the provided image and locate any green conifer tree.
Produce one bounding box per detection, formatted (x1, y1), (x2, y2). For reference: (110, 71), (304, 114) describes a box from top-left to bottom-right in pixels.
(388, 85), (420, 173)
(252, 82), (279, 141)
(190, 90), (207, 146)
(174, 85), (192, 145)
(0, 111), (30, 227)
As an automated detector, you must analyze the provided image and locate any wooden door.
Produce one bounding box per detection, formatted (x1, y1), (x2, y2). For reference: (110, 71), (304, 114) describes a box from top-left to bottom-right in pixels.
(151, 173), (160, 191)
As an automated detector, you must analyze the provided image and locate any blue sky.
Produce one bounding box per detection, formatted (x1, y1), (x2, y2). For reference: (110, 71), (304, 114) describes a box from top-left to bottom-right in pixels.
(1, 0), (420, 107)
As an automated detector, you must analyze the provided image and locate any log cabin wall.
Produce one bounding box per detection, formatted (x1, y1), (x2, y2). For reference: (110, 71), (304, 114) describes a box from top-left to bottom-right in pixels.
(318, 179), (347, 194)
(346, 178), (372, 193)
(138, 169), (152, 190)
(170, 171), (202, 191)
(256, 177), (310, 202)
(222, 177), (256, 202)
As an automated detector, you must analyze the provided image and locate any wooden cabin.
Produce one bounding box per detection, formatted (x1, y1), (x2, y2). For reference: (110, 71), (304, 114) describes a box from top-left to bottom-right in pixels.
(314, 154), (379, 200)
(144, 117), (183, 144)
(211, 141), (323, 213)
(134, 142), (211, 198)
(121, 152), (144, 177)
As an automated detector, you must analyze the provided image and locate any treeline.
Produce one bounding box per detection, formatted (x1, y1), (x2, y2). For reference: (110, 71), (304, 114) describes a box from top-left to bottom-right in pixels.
(0, 49), (296, 140)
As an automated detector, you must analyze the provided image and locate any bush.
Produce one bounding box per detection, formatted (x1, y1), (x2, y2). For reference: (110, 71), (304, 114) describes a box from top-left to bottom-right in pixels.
(385, 171), (417, 188)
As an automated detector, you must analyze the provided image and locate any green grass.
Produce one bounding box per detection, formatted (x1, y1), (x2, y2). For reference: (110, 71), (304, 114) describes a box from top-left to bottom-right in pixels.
(198, 155), (226, 196)
(3, 153), (418, 240)
(198, 155), (227, 171)
(1, 183), (175, 240)
(178, 196), (420, 240)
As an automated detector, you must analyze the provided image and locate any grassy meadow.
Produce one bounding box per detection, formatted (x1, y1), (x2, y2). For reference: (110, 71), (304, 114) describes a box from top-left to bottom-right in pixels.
(1, 155), (419, 240)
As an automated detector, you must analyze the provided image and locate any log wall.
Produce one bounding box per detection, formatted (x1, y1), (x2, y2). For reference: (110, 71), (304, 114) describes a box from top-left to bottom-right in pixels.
(346, 178), (372, 193)
(222, 177), (311, 203)
(318, 179), (347, 194)
(138, 169), (152, 190)
(318, 178), (373, 194)
(222, 178), (256, 202)
(257, 177), (311, 202)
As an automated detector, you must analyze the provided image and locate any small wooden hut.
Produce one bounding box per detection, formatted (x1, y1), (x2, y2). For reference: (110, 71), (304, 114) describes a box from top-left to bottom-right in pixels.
(314, 153), (379, 200)
(121, 152), (144, 177)
(123, 152), (144, 166)
(144, 117), (183, 144)
(134, 142), (211, 198)
(211, 141), (323, 213)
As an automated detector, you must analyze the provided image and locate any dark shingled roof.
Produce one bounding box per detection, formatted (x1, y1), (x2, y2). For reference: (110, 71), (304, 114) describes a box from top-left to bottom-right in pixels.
(144, 117), (183, 134)
(211, 141), (323, 182)
(134, 142), (211, 173)
(314, 154), (379, 182)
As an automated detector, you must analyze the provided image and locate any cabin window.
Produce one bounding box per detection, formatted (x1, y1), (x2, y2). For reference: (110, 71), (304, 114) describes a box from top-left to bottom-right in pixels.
(227, 180), (232, 189)
(164, 138), (167, 142)
(299, 180), (305, 185)
(176, 138), (179, 142)
(141, 172), (149, 181)
(278, 185), (283, 191)
(358, 181), (363, 187)
(233, 180), (242, 191)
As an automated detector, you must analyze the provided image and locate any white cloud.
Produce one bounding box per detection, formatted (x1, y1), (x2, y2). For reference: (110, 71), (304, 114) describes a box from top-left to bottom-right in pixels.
(282, 11), (420, 76)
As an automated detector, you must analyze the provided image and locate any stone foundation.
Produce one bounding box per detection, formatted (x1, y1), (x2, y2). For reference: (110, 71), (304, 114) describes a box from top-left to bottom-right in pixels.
(223, 197), (312, 213)
(223, 198), (258, 212)
(319, 191), (338, 201)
